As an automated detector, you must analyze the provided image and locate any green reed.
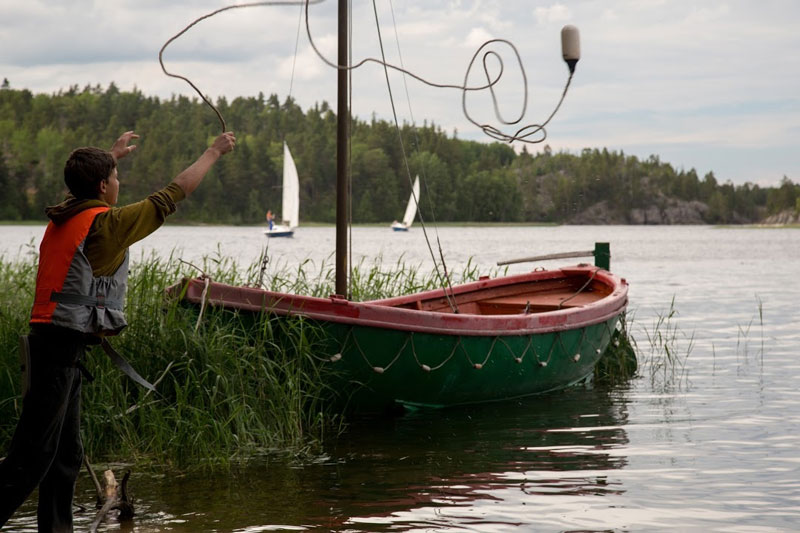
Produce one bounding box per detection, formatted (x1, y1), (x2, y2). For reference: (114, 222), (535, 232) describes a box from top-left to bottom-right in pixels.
(249, 252), (500, 301)
(0, 244), (38, 445)
(733, 294), (765, 366)
(633, 297), (694, 390)
(0, 251), (344, 468)
(0, 248), (639, 467)
(0, 249), (504, 467)
(593, 312), (638, 385)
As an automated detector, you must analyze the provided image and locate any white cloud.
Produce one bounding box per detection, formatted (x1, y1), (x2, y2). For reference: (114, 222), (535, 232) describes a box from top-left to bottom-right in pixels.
(0, 0), (798, 185)
(534, 3), (572, 26)
(278, 37), (336, 83)
(464, 27), (494, 48)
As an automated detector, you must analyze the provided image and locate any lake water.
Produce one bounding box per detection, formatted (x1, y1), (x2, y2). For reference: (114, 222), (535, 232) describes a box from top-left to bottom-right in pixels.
(2, 224), (799, 531)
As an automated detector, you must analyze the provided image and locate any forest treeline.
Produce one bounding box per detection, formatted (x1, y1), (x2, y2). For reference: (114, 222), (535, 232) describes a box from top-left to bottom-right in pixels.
(0, 83), (798, 224)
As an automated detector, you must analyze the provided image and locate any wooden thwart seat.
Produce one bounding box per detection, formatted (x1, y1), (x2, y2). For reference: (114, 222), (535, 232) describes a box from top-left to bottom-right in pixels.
(389, 276), (610, 315)
(477, 291), (603, 315)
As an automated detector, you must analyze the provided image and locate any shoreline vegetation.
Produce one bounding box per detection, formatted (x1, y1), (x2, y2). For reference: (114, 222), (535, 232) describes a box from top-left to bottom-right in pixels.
(0, 84), (798, 226)
(2, 251), (641, 470)
(3, 220), (800, 229)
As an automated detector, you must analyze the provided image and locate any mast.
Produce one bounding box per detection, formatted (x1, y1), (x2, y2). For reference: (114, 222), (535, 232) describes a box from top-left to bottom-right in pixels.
(335, 0), (349, 296)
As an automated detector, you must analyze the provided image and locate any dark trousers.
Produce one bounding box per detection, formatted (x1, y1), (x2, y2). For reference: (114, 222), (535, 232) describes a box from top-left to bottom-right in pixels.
(0, 328), (86, 532)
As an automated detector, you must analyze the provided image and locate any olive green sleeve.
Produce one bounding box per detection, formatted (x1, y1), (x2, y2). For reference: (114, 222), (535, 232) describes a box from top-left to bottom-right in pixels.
(85, 183), (187, 276)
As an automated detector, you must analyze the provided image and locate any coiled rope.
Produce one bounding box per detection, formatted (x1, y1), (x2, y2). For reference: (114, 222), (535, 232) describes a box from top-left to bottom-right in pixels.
(159, 0), (573, 144)
(158, 0), (326, 133)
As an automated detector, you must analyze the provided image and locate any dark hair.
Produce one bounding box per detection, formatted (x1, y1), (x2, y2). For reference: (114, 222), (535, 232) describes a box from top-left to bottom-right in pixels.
(64, 147), (116, 199)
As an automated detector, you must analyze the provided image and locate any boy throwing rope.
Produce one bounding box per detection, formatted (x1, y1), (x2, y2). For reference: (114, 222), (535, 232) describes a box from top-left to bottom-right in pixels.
(0, 130), (235, 531)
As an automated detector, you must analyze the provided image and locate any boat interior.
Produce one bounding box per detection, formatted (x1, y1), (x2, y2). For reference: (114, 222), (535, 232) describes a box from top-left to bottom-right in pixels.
(390, 274), (612, 315)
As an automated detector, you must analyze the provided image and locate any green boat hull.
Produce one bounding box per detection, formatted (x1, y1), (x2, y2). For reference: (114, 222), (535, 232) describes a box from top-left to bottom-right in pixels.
(172, 263), (628, 412)
(317, 315), (620, 410)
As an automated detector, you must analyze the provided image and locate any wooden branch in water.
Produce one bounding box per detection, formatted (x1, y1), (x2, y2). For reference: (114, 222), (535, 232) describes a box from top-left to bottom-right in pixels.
(88, 471), (118, 532)
(118, 471), (135, 520)
(87, 469), (135, 532)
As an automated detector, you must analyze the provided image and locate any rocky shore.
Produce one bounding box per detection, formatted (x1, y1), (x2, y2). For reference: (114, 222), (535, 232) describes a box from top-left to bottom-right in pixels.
(759, 210), (800, 226)
(567, 201), (798, 226)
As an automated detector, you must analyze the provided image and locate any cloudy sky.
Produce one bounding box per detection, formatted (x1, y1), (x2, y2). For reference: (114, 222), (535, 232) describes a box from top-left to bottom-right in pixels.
(1, 0), (798, 186)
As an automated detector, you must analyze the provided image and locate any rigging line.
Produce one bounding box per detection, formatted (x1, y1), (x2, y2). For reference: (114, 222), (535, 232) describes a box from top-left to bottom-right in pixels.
(385, 0), (459, 312)
(387, 0), (427, 205)
(288, 3), (305, 101)
(371, 0), (457, 313)
(386, 0), (439, 235)
(386, 0), (456, 309)
(385, 3), (439, 239)
(158, 0), (326, 133)
(384, 1), (439, 233)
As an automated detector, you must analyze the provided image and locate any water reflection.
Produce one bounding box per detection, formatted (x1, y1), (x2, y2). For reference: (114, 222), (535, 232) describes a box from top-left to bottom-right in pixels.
(4, 225), (798, 531)
(314, 385), (630, 531)
(7, 385), (631, 531)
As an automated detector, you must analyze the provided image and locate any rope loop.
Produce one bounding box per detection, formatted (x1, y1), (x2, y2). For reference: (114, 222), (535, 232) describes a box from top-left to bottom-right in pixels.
(160, 0), (574, 144)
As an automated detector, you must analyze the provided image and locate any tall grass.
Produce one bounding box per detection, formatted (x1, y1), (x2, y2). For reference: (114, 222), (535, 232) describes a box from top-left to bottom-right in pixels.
(734, 294), (765, 365)
(0, 251), (343, 468)
(632, 297), (694, 390)
(593, 312), (638, 384)
(0, 243), (38, 446)
(251, 252), (500, 301)
(1, 247), (639, 468)
(1, 249), (506, 467)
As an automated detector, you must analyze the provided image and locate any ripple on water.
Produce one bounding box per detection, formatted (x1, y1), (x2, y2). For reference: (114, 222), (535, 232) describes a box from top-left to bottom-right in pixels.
(2, 225), (799, 531)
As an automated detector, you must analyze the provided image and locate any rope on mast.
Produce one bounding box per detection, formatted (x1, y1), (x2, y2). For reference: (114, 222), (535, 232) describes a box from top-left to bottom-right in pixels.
(371, 0), (458, 313)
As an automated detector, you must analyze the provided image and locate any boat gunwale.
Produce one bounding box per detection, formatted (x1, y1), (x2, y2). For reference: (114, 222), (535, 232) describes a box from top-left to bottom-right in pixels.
(173, 265), (628, 336)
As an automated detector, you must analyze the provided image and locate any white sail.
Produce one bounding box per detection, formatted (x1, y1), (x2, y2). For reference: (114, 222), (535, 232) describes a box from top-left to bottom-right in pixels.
(401, 175), (420, 228)
(282, 142), (300, 228)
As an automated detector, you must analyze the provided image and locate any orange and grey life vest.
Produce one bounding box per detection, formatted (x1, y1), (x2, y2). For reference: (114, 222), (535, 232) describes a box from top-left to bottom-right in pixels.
(30, 206), (128, 335)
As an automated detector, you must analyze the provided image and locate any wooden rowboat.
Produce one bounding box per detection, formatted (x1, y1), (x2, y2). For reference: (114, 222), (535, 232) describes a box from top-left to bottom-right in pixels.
(171, 252), (627, 411)
(163, 5), (624, 411)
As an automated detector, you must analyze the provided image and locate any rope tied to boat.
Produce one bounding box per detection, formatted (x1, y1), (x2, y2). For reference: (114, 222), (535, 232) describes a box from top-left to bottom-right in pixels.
(558, 267), (600, 310)
(181, 303), (625, 385)
(330, 318), (619, 378)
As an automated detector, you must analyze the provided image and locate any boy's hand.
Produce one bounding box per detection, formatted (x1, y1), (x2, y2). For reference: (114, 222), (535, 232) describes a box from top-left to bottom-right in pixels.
(211, 131), (236, 156)
(111, 131), (139, 160)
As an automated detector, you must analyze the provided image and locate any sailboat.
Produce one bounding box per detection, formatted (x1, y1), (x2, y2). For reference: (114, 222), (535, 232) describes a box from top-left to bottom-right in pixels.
(391, 175), (420, 232)
(263, 142), (299, 238)
(168, 4), (628, 411)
